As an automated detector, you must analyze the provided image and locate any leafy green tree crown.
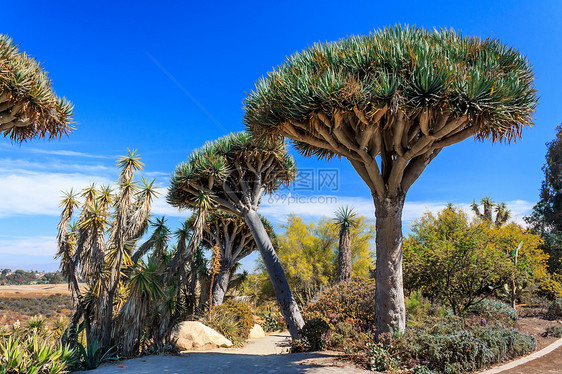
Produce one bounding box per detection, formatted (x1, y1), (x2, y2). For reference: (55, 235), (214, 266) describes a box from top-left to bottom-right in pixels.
(244, 25), (536, 155)
(0, 35), (73, 142)
(167, 131), (296, 212)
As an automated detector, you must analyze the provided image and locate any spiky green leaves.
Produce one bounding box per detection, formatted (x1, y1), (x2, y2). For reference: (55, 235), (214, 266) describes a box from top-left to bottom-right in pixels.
(0, 35), (73, 142)
(245, 25), (537, 144)
(167, 131), (296, 213)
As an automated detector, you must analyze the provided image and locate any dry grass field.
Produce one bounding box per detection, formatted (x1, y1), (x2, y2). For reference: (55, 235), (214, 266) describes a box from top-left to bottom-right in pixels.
(0, 283), (84, 325)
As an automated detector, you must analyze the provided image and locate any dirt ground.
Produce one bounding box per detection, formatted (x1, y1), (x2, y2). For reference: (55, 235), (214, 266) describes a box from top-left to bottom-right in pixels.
(0, 283), (74, 298)
(0, 283), (83, 325)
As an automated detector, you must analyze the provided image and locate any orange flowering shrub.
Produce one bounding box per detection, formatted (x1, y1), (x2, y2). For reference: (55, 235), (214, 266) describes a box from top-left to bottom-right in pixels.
(303, 279), (376, 329)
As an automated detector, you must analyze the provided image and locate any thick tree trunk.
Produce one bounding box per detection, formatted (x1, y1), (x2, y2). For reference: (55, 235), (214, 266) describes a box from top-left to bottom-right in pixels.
(373, 194), (406, 338)
(337, 230), (352, 283)
(197, 277), (210, 313)
(244, 209), (304, 339)
(212, 264), (232, 306)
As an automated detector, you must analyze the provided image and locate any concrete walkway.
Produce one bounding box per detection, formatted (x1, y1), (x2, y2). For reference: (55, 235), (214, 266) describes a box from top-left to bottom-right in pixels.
(80, 333), (369, 374)
(480, 337), (562, 374)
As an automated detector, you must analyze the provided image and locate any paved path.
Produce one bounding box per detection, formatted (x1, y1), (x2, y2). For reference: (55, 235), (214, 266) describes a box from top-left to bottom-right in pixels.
(481, 337), (562, 374)
(80, 333), (369, 374)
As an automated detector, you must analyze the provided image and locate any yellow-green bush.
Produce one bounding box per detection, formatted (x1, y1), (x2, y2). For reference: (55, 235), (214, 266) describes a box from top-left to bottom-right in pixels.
(536, 276), (562, 301)
(303, 279), (376, 329)
(212, 300), (254, 340)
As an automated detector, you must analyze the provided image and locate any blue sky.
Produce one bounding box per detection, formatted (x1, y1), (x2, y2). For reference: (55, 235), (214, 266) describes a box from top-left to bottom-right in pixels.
(0, 0), (561, 270)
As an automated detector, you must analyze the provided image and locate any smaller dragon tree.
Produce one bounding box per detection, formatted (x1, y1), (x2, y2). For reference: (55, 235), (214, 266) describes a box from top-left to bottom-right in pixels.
(333, 206), (359, 283)
(168, 132), (305, 338)
(191, 210), (276, 306)
(0, 35), (73, 142)
(471, 197), (512, 226)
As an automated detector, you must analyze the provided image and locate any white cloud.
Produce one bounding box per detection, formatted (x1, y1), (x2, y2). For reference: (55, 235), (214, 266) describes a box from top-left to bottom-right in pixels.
(151, 194), (187, 218)
(0, 236), (57, 257)
(0, 171), (113, 217)
(259, 194), (535, 225)
(0, 158), (111, 174)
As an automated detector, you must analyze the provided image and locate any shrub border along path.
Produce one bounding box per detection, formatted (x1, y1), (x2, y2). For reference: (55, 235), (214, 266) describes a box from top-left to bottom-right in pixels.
(480, 337), (562, 373)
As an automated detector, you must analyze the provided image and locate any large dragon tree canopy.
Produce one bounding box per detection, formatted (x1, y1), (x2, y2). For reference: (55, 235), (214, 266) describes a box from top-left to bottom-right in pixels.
(244, 25), (537, 197)
(167, 131), (296, 214)
(0, 35), (73, 142)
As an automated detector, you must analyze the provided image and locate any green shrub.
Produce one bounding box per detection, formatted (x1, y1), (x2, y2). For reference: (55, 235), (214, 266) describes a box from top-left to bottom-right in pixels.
(258, 312), (285, 333)
(303, 279), (376, 329)
(548, 298), (562, 317)
(324, 321), (374, 351)
(468, 299), (518, 322)
(204, 312), (245, 346)
(300, 318), (330, 351)
(543, 326), (562, 338)
(75, 339), (116, 370)
(406, 291), (452, 328)
(391, 320), (536, 373)
(365, 342), (400, 372)
(0, 327), (74, 373)
(212, 300), (254, 340)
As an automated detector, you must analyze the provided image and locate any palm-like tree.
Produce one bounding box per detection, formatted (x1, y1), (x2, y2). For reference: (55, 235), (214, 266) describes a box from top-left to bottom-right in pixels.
(0, 35), (73, 141)
(333, 206), (359, 283)
(244, 26), (537, 335)
(471, 197), (512, 226)
(57, 149), (158, 352)
(168, 131), (305, 338)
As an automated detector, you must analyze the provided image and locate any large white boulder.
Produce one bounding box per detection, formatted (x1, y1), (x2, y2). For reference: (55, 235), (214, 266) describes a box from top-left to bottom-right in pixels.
(172, 321), (233, 351)
(248, 324), (266, 339)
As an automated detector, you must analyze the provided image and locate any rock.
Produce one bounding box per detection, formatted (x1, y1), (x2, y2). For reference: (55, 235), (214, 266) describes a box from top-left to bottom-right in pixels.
(172, 321), (233, 351)
(248, 324), (266, 339)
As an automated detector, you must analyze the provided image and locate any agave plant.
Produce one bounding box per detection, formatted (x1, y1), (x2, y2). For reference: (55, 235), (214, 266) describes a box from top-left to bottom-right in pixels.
(168, 131), (304, 338)
(0, 35), (73, 142)
(244, 25), (537, 335)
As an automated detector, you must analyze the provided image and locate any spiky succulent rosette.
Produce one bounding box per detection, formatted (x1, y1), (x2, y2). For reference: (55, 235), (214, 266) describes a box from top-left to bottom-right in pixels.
(0, 35), (73, 142)
(168, 131), (296, 214)
(244, 25), (537, 197)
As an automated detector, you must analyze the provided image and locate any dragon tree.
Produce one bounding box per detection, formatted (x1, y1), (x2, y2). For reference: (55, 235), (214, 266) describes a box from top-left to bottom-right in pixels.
(244, 25), (537, 335)
(192, 210), (275, 306)
(168, 132), (305, 338)
(0, 35), (73, 142)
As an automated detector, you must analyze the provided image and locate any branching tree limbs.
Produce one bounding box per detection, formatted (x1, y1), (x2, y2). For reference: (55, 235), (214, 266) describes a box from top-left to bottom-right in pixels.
(168, 132), (305, 338)
(245, 25), (537, 335)
(192, 211), (274, 306)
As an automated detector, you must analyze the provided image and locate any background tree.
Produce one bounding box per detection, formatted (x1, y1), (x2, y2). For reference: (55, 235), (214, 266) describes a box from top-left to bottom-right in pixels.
(403, 207), (511, 315)
(272, 214), (375, 305)
(471, 197), (511, 226)
(333, 206), (359, 283)
(526, 124), (562, 274)
(404, 206), (547, 314)
(245, 25), (537, 334)
(487, 222), (546, 308)
(193, 211), (275, 306)
(0, 35), (73, 142)
(168, 132), (305, 338)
